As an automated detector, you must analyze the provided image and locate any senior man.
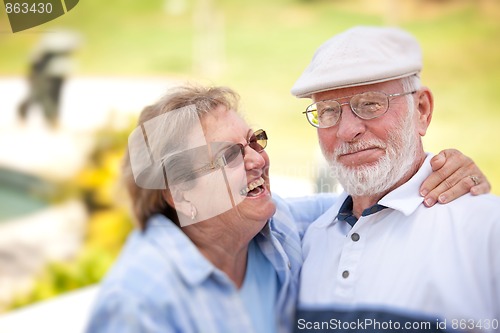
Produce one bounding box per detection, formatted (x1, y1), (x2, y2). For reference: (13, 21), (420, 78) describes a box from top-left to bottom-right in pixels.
(292, 26), (500, 332)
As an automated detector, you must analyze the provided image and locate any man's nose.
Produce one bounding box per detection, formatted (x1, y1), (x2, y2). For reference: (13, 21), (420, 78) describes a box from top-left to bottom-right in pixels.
(335, 104), (366, 142)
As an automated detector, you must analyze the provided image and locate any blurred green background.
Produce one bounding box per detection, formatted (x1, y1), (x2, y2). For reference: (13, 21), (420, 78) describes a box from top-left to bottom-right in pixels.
(2, 0), (499, 190)
(0, 0), (500, 188)
(0, 0), (499, 311)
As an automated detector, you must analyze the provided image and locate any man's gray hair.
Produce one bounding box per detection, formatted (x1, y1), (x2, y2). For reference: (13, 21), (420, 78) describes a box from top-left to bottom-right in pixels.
(401, 75), (421, 113)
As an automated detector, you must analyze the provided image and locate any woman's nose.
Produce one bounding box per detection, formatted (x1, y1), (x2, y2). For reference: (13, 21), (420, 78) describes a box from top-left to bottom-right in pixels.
(243, 146), (265, 170)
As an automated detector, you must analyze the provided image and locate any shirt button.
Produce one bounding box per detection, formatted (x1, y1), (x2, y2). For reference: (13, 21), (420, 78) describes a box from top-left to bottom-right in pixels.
(351, 233), (360, 242)
(342, 270), (349, 279)
(287, 261), (291, 270)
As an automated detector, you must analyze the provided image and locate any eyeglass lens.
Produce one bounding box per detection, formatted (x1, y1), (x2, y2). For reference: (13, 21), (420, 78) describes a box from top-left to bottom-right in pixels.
(306, 92), (390, 128)
(221, 129), (267, 168)
(249, 129), (267, 152)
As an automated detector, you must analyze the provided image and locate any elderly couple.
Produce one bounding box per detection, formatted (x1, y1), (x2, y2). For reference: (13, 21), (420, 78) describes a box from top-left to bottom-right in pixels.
(86, 27), (499, 333)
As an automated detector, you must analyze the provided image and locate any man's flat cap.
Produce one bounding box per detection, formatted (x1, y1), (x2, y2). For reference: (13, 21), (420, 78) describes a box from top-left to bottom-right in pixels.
(291, 26), (422, 98)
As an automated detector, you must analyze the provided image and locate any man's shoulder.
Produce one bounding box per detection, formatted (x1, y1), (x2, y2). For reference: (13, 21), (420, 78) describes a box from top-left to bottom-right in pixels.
(416, 193), (500, 235)
(458, 193), (500, 222)
(432, 193), (500, 216)
(469, 193), (500, 208)
(300, 199), (345, 247)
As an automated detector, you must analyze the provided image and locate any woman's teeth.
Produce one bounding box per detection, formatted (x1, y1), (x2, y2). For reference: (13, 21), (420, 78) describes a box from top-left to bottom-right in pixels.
(240, 177), (265, 196)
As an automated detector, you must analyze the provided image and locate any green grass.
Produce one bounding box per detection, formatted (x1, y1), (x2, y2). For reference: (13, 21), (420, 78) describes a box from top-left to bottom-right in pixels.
(1, 0), (499, 193)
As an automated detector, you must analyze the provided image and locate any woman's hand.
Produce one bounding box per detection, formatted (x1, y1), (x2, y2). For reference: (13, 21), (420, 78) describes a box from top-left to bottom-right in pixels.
(420, 149), (491, 207)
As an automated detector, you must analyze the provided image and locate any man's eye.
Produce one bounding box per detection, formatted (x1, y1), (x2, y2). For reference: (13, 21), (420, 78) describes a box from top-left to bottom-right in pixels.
(359, 101), (382, 111)
(319, 108), (338, 116)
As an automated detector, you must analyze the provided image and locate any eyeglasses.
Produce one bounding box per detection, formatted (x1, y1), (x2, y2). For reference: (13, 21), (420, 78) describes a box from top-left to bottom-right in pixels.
(189, 129), (268, 179)
(303, 90), (416, 129)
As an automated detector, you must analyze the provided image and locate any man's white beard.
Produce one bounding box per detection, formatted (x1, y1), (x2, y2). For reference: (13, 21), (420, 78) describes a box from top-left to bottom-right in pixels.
(325, 112), (420, 197)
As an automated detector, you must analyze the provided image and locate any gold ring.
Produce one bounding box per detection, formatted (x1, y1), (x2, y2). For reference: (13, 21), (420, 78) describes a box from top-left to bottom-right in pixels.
(469, 175), (480, 186)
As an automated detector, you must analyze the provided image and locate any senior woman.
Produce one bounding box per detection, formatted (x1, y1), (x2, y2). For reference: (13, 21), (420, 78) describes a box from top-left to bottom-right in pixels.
(85, 84), (489, 333)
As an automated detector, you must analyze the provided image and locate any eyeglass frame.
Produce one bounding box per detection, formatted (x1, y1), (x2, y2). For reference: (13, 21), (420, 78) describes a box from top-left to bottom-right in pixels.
(188, 129), (268, 179)
(302, 90), (417, 129)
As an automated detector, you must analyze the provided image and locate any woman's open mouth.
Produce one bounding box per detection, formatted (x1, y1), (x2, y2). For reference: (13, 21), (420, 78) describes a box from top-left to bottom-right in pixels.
(240, 177), (266, 197)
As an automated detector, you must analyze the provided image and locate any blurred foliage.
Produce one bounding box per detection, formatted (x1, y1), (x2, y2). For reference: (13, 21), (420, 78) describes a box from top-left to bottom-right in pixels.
(85, 209), (134, 255)
(9, 247), (114, 308)
(75, 121), (132, 211)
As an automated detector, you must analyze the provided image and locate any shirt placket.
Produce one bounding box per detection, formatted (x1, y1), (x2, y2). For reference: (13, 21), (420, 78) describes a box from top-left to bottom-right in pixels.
(334, 216), (374, 302)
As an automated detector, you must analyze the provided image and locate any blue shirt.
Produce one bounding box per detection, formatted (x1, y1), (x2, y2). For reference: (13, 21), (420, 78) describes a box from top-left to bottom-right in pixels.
(239, 239), (279, 333)
(85, 193), (336, 333)
(298, 154), (500, 331)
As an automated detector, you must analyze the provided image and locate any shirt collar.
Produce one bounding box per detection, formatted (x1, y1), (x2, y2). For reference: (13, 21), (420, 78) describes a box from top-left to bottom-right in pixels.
(314, 191), (350, 228)
(336, 195), (388, 227)
(378, 153), (433, 216)
(322, 153), (433, 227)
(145, 214), (215, 286)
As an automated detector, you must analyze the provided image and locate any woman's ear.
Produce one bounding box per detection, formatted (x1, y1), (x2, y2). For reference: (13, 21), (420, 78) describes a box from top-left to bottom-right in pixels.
(161, 189), (176, 208)
(415, 87), (434, 136)
(162, 188), (193, 225)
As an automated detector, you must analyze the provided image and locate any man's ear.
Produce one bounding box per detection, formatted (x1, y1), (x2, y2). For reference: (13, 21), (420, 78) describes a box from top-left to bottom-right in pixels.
(415, 87), (434, 136)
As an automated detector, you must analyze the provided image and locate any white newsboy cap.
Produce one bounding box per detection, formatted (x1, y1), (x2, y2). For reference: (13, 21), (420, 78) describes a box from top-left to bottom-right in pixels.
(291, 26), (422, 98)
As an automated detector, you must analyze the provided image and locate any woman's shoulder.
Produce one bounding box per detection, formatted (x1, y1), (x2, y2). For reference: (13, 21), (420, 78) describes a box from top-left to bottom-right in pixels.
(100, 231), (179, 294)
(97, 216), (187, 297)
